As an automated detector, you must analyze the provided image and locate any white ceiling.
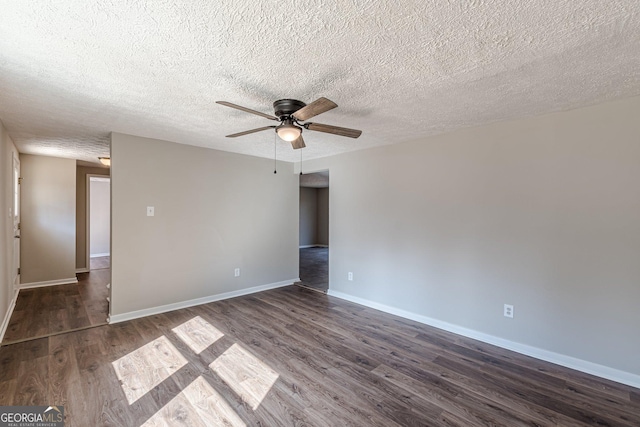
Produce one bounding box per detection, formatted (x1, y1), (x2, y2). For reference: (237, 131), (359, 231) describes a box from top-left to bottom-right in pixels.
(1, 1), (639, 166)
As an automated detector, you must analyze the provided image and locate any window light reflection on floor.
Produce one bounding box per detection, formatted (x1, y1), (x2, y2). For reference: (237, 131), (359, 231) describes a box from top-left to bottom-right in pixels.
(209, 343), (279, 410)
(112, 335), (187, 405)
(172, 316), (225, 354)
(141, 376), (246, 427)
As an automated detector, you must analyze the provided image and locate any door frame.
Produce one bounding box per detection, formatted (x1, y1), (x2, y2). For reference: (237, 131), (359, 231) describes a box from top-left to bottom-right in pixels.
(298, 168), (330, 290)
(86, 174), (111, 270)
(11, 153), (20, 290)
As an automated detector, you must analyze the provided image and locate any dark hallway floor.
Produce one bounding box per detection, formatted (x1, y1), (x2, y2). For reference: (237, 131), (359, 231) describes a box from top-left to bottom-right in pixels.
(299, 246), (328, 292)
(90, 255), (110, 270)
(2, 265), (110, 345)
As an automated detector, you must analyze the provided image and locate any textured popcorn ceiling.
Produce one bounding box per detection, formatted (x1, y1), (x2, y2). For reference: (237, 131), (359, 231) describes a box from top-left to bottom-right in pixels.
(1, 1), (640, 165)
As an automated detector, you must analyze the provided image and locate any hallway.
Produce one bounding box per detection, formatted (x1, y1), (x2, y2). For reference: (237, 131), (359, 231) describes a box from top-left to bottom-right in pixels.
(1, 260), (109, 345)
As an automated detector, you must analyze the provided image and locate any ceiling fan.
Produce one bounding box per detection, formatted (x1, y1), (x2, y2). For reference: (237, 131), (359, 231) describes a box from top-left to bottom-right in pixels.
(216, 97), (362, 149)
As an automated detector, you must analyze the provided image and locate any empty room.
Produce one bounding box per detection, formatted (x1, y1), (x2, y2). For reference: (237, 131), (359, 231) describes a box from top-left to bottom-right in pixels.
(1, 1), (639, 426)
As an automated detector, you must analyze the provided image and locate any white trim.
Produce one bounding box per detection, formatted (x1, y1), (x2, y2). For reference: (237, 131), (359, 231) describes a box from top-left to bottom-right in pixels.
(299, 244), (329, 249)
(110, 278), (298, 324)
(75, 268), (90, 273)
(85, 174), (91, 274)
(327, 290), (640, 389)
(19, 277), (78, 290)
(0, 289), (19, 343)
(90, 252), (110, 258)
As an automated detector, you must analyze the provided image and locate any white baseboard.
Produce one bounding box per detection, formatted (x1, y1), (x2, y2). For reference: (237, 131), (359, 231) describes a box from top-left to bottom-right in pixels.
(327, 290), (640, 389)
(75, 268), (90, 273)
(299, 244), (329, 248)
(0, 289), (19, 343)
(110, 278), (298, 324)
(90, 253), (110, 258)
(19, 277), (78, 290)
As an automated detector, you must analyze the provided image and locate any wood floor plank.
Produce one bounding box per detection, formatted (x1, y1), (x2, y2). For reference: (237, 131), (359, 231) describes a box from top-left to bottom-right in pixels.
(222, 297), (446, 426)
(0, 285), (638, 426)
(14, 356), (48, 405)
(89, 256), (110, 270)
(47, 336), (80, 406)
(2, 270), (109, 344)
(0, 379), (17, 406)
(298, 247), (328, 292)
(205, 299), (406, 427)
(425, 329), (639, 402)
(253, 292), (452, 376)
(372, 363), (529, 426)
(434, 354), (635, 427)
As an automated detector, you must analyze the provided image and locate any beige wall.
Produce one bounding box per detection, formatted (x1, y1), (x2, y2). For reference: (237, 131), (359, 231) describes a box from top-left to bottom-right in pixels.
(299, 187), (317, 246)
(20, 155), (76, 284)
(317, 187), (329, 246)
(0, 120), (19, 331)
(76, 166), (110, 270)
(303, 95), (640, 379)
(110, 133), (299, 317)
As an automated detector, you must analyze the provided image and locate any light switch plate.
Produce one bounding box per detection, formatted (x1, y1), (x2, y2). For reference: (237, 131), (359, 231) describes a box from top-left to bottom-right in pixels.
(147, 206), (155, 216)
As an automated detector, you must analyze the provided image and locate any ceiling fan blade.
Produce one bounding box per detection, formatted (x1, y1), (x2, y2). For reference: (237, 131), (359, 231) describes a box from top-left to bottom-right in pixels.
(226, 126), (276, 138)
(306, 122), (362, 139)
(216, 101), (278, 121)
(290, 135), (306, 150)
(292, 97), (337, 121)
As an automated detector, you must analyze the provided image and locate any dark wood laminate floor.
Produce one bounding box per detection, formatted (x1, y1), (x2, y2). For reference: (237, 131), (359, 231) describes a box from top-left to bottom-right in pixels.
(299, 246), (328, 292)
(0, 286), (638, 426)
(2, 269), (110, 345)
(90, 256), (110, 270)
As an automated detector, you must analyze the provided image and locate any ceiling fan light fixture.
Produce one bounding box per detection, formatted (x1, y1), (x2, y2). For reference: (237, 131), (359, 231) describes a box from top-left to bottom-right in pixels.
(98, 157), (111, 166)
(276, 123), (301, 142)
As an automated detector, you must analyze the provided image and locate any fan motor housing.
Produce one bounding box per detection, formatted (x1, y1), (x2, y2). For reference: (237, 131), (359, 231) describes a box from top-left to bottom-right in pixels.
(273, 99), (306, 118)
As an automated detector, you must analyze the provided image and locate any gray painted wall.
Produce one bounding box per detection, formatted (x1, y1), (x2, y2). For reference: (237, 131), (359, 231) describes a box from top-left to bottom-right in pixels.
(302, 95), (640, 377)
(299, 187), (317, 246)
(317, 187), (329, 246)
(20, 154), (76, 284)
(299, 187), (329, 247)
(110, 133), (299, 316)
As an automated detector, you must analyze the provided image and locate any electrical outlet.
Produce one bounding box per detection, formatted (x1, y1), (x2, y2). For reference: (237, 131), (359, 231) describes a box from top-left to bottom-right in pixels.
(146, 206), (155, 216)
(504, 304), (514, 318)
(348, 272), (353, 281)
(234, 268), (240, 277)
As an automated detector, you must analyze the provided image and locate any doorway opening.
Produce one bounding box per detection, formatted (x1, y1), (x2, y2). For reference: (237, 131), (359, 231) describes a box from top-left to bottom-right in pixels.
(298, 170), (329, 293)
(82, 174), (111, 324)
(88, 176), (111, 271)
(1, 166), (111, 345)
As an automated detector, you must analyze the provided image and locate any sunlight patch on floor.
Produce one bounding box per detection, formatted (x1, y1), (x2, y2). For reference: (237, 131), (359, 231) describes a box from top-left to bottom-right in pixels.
(141, 376), (246, 427)
(209, 343), (279, 410)
(172, 316), (225, 354)
(112, 335), (187, 404)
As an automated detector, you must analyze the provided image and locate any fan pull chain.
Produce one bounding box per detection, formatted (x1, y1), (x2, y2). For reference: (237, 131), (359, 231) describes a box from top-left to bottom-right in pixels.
(300, 147), (303, 175)
(273, 131), (277, 174)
